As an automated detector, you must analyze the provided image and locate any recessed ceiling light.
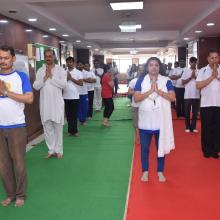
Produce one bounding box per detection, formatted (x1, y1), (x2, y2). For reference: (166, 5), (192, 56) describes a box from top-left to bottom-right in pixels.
(119, 23), (142, 32)
(0, 20), (8, 23)
(59, 41), (65, 43)
(94, 48), (99, 51)
(206, 22), (215, 27)
(87, 45), (92, 48)
(25, 29), (32, 32)
(195, 30), (202, 33)
(75, 40), (81, 43)
(28, 18), (37, 22)
(183, 37), (190, 41)
(49, 28), (56, 31)
(110, 1), (143, 11)
(62, 34), (69, 37)
(42, 35), (49, 38)
(130, 49), (138, 54)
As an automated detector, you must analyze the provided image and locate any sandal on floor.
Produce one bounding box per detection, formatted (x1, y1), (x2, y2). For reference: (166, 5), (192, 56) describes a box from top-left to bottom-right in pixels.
(1, 197), (14, 206)
(14, 198), (25, 207)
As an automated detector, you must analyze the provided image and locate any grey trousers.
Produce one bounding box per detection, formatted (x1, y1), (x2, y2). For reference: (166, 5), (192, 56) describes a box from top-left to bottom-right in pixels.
(0, 127), (27, 199)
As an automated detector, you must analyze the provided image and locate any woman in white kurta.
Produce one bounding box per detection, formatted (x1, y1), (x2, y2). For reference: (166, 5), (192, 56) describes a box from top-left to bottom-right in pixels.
(33, 49), (67, 158)
(134, 57), (175, 182)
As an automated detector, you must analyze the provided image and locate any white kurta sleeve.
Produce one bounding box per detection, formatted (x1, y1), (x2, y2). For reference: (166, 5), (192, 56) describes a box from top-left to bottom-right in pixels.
(50, 67), (67, 89)
(33, 68), (45, 90)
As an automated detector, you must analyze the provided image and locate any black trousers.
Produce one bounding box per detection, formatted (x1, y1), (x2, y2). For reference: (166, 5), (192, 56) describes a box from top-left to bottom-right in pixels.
(87, 90), (94, 118)
(64, 99), (79, 135)
(184, 99), (200, 130)
(200, 107), (220, 155)
(103, 98), (114, 118)
(175, 87), (185, 117)
(114, 78), (119, 95)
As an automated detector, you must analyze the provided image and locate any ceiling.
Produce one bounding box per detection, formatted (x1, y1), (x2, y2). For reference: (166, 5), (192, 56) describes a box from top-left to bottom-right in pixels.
(0, 0), (220, 55)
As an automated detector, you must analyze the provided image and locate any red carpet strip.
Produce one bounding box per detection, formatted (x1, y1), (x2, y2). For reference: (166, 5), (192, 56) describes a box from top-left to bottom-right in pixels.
(125, 119), (220, 220)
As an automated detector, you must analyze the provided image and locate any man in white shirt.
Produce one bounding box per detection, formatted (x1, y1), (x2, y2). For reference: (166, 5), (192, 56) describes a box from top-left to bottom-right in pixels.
(127, 64), (144, 144)
(84, 62), (96, 119)
(182, 57), (200, 133)
(63, 57), (83, 136)
(0, 45), (33, 207)
(196, 49), (220, 159)
(170, 60), (186, 117)
(93, 60), (104, 112)
(167, 62), (175, 109)
(33, 48), (67, 159)
(166, 62), (173, 77)
(76, 60), (89, 124)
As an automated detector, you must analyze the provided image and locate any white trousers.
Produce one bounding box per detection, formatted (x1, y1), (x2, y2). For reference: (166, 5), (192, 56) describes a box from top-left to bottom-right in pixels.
(93, 87), (102, 110)
(43, 120), (63, 154)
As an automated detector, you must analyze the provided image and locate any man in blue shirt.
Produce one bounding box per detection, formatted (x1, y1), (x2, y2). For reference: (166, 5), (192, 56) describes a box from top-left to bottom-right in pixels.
(0, 45), (33, 207)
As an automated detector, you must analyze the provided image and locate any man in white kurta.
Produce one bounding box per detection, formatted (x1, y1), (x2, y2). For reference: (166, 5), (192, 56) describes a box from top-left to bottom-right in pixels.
(33, 49), (67, 158)
(93, 60), (103, 111)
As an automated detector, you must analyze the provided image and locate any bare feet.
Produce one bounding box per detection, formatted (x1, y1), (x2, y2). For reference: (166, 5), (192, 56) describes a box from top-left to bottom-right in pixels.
(14, 198), (24, 207)
(56, 153), (63, 159)
(1, 197), (14, 206)
(103, 118), (110, 127)
(158, 172), (166, 182)
(141, 171), (149, 182)
(44, 153), (56, 159)
(73, 133), (80, 137)
(103, 122), (110, 127)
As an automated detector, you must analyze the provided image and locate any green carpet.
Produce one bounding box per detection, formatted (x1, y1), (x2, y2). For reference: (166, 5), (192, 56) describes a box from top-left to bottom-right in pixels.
(0, 98), (134, 220)
(92, 98), (132, 121)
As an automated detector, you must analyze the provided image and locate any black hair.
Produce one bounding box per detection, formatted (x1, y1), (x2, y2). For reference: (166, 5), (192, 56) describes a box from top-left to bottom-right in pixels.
(77, 60), (85, 65)
(174, 61), (179, 65)
(137, 64), (145, 70)
(144, 57), (165, 76)
(66, 56), (75, 62)
(93, 59), (99, 64)
(189, 57), (197, 63)
(208, 48), (220, 56)
(84, 61), (90, 65)
(0, 45), (15, 57)
(103, 64), (111, 74)
(44, 48), (55, 56)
